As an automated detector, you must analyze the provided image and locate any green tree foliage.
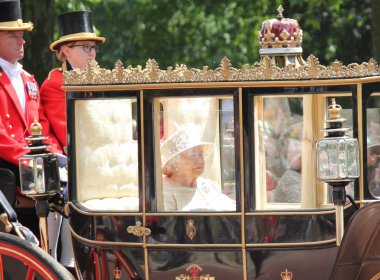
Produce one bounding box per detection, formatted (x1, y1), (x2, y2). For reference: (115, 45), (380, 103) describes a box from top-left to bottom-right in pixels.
(21, 0), (55, 83)
(371, 0), (380, 62)
(91, 0), (372, 69)
(91, 0), (283, 69)
(20, 0), (373, 83)
(287, 0), (372, 64)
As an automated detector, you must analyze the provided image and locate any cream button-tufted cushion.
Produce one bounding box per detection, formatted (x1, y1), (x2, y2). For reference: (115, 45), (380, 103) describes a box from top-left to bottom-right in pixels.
(83, 196), (139, 211)
(74, 99), (139, 211)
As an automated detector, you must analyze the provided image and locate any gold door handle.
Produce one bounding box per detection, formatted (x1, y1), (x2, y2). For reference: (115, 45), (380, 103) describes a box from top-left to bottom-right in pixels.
(127, 221), (151, 237)
(0, 213), (12, 233)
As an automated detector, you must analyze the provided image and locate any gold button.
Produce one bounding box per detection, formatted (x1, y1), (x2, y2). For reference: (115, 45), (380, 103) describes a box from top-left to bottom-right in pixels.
(8, 125), (12, 129)
(10, 134), (15, 138)
(6, 114), (10, 119)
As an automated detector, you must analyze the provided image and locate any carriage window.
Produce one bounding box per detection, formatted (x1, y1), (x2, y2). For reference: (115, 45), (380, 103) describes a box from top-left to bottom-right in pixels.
(367, 94), (380, 199)
(74, 98), (139, 211)
(254, 94), (354, 210)
(256, 96), (304, 208)
(155, 96), (236, 212)
(219, 99), (236, 200)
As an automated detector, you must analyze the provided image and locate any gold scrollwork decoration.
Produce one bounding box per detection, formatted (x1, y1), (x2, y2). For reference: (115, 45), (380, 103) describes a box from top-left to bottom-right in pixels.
(63, 56), (380, 86)
(186, 219), (197, 240)
(127, 221), (151, 237)
(175, 264), (215, 280)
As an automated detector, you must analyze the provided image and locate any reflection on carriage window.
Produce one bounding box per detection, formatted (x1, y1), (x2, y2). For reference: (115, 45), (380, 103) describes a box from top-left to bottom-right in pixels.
(220, 99), (235, 199)
(74, 99), (139, 211)
(257, 95), (355, 209)
(272, 122), (302, 203)
(132, 101), (164, 140)
(260, 97), (303, 204)
(156, 97), (236, 212)
(132, 102), (138, 140)
(367, 95), (380, 199)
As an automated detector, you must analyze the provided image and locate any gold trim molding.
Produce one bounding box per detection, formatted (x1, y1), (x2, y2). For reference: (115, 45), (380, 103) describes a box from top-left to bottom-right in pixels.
(63, 55), (380, 85)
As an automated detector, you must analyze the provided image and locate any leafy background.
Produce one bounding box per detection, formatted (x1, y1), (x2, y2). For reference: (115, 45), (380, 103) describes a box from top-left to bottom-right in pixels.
(20, 0), (376, 84)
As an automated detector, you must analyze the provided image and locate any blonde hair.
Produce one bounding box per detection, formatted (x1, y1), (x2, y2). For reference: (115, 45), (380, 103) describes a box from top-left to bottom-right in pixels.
(55, 48), (67, 62)
(54, 41), (78, 62)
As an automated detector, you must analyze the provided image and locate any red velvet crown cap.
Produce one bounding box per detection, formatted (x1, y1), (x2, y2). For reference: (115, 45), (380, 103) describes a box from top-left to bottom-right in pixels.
(258, 5), (303, 50)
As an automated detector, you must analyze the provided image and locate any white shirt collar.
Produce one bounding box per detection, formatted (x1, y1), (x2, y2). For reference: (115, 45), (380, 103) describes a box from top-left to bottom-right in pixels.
(0, 58), (23, 77)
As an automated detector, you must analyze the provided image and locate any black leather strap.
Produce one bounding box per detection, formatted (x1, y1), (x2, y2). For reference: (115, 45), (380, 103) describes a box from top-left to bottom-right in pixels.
(15, 225), (39, 245)
(0, 168), (17, 206)
(0, 189), (17, 222)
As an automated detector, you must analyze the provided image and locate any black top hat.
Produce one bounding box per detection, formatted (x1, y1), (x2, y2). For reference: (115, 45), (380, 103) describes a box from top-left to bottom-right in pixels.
(0, 0), (33, 31)
(50, 11), (105, 51)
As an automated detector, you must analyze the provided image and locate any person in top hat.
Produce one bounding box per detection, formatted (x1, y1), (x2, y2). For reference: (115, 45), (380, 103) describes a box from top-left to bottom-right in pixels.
(0, 0), (63, 226)
(0, 1), (71, 274)
(0, 0), (63, 176)
(39, 10), (105, 273)
(40, 10), (105, 153)
(161, 126), (236, 211)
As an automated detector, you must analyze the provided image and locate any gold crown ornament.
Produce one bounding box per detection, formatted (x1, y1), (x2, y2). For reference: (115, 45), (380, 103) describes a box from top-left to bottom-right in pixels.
(113, 267), (121, 279)
(30, 118), (42, 136)
(281, 269), (293, 280)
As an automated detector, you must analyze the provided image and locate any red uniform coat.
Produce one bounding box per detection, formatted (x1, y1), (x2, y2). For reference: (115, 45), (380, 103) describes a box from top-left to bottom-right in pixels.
(40, 68), (67, 151)
(0, 68), (62, 165)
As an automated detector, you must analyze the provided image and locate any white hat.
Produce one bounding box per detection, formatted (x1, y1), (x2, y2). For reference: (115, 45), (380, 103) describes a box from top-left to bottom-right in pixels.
(161, 128), (214, 171)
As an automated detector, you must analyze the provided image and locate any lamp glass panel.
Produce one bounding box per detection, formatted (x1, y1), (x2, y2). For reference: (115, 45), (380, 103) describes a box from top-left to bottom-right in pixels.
(317, 139), (338, 179)
(19, 157), (36, 194)
(338, 140), (347, 178)
(346, 138), (360, 178)
(35, 157), (45, 193)
(19, 157), (46, 194)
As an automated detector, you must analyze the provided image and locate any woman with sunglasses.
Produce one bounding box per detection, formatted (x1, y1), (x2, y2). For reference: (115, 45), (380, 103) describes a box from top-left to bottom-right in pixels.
(39, 10), (105, 275)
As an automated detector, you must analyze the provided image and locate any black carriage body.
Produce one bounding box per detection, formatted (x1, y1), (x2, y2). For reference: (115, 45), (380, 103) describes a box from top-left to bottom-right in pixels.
(63, 59), (380, 280)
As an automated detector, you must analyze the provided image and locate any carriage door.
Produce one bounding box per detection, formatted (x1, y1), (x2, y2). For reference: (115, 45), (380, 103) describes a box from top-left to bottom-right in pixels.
(143, 88), (243, 279)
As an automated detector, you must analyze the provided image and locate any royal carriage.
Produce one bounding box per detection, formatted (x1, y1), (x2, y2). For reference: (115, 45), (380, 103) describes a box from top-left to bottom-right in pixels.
(1, 6), (380, 280)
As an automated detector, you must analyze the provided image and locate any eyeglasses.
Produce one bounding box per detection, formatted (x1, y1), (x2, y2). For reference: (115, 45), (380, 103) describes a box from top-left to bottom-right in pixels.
(68, 44), (99, 53)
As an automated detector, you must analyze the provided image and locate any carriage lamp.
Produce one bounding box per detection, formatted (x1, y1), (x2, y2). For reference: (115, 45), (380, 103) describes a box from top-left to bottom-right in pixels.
(316, 98), (360, 245)
(19, 118), (61, 196)
(19, 118), (62, 253)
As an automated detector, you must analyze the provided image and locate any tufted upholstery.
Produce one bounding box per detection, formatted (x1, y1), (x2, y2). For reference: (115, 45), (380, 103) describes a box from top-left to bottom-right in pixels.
(74, 99), (139, 211)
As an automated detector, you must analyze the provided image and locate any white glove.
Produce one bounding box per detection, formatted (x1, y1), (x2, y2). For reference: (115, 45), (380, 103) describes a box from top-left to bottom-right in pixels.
(56, 154), (67, 168)
(59, 166), (68, 183)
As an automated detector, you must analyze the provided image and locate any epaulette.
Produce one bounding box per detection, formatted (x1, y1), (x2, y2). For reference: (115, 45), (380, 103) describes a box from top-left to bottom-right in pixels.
(22, 70), (32, 77)
(47, 67), (63, 80)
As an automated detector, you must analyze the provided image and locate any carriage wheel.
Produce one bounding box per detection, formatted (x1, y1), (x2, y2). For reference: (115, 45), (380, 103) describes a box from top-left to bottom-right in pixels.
(0, 232), (74, 280)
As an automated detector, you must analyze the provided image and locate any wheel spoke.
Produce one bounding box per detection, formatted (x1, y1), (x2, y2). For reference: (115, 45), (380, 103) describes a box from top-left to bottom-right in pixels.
(0, 233), (73, 280)
(25, 267), (36, 280)
(0, 254), (3, 280)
